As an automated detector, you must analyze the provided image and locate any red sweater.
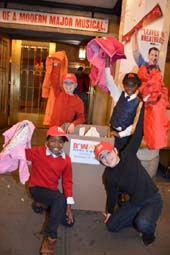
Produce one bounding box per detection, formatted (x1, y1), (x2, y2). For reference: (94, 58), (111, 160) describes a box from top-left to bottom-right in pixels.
(25, 146), (73, 197)
(49, 91), (85, 127)
(43, 60), (85, 126)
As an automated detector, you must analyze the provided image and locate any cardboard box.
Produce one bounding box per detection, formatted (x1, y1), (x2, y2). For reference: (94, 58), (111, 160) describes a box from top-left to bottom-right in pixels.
(63, 123), (110, 137)
(63, 124), (114, 212)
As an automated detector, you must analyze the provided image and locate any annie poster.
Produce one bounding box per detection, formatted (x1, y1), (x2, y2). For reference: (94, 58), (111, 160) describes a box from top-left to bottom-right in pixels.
(116, 0), (170, 86)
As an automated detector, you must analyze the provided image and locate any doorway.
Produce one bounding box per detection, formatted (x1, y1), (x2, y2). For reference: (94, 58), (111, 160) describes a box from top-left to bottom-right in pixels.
(10, 40), (55, 127)
(20, 43), (48, 114)
(9, 39), (109, 128)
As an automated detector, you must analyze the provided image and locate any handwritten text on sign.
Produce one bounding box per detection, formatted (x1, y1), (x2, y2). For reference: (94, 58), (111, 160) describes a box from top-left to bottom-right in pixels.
(0, 8), (109, 33)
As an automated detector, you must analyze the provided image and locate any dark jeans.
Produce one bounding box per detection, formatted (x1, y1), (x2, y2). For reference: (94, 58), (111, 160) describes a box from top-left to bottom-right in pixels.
(106, 192), (163, 235)
(29, 186), (74, 239)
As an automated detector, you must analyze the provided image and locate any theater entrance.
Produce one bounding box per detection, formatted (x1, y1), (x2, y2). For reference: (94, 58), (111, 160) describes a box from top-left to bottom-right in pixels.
(10, 40), (56, 127)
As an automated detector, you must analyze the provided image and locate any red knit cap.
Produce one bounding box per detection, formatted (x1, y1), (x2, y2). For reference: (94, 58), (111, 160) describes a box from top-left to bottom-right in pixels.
(94, 141), (113, 160)
(46, 126), (69, 141)
(63, 73), (77, 83)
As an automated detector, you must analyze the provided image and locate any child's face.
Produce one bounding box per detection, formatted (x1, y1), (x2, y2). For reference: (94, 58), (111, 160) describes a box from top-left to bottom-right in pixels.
(46, 136), (65, 156)
(63, 80), (77, 95)
(100, 149), (119, 167)
(124, 84), (138, 96)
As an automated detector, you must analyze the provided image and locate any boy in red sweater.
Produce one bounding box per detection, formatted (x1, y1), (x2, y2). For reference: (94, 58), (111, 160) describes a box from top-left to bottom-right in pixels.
(49, 73), (85, 133)
(25, 126), (74, 255)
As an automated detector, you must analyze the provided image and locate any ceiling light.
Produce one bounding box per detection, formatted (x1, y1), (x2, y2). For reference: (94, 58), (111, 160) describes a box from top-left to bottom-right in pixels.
(79, 46), (86, 60)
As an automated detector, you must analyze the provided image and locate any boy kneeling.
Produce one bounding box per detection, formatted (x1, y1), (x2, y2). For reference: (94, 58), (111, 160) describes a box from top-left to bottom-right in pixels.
(25, 126), (74, 254)
(94, 110), (162, 246)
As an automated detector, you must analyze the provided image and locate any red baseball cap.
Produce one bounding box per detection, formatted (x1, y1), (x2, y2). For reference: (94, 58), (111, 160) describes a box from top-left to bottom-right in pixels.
(63, 73), (77, 84)
(46, 126), (69, 141)
(94, 141), (113, 160)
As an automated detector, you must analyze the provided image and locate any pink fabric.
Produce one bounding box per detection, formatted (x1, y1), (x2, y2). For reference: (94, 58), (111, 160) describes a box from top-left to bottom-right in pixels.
(0, 120), (35, 184)
(86, 36), (126, 92)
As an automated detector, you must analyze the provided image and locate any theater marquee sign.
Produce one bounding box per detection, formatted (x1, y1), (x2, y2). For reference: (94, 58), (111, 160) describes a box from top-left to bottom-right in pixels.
(0, 8), (109, 33)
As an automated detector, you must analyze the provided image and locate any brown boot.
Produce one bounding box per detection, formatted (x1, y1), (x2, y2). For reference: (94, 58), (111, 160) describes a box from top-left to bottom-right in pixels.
(40, 236), (57, 255)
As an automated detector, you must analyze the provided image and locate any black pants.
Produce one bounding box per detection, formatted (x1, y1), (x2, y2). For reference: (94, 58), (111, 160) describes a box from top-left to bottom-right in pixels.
(29, 186), (74, 239)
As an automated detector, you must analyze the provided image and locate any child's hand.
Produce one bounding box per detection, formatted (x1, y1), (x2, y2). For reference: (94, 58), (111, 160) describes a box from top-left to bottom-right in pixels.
(66, 205), (74, 224)
(67, 123), (75, 134)
(110, 130), (120, 137)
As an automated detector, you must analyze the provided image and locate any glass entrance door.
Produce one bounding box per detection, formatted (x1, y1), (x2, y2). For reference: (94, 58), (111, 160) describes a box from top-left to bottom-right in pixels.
(10, 40), (55, 127)
(20, 43), (48, 115)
